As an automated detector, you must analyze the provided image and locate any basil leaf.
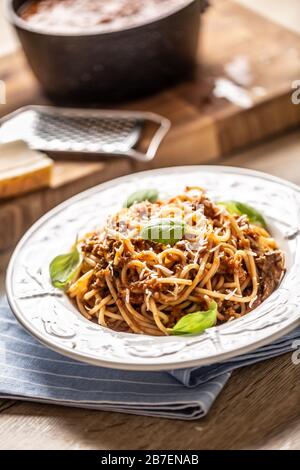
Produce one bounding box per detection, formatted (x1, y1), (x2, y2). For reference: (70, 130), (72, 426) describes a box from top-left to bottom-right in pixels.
(218, 201), (267, 228)
(124, 189), (159, 208)
(169, 301), (218, 336)
(49, 245), (82, 289)
(141, 218), (185, 245)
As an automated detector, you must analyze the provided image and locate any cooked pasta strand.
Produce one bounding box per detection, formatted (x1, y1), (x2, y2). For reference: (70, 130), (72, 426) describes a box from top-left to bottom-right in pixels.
(67, 187), (284, 335)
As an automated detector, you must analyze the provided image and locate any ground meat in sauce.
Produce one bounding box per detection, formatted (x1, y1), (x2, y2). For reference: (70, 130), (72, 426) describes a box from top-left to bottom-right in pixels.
(79, 189), (285, 329)
(251, 250), (285, 310)
(19, 0), (188, 33)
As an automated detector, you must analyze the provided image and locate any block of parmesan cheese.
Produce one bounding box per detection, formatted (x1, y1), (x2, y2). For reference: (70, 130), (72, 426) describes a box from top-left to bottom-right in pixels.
(0, 140), (53, 199)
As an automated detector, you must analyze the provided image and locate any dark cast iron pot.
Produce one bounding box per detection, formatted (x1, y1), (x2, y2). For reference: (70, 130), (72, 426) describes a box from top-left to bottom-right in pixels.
(6, 0), (208, 103)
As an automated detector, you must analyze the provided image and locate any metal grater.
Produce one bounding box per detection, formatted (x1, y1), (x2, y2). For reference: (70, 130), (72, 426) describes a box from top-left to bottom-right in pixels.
(0, 106), (170, 162)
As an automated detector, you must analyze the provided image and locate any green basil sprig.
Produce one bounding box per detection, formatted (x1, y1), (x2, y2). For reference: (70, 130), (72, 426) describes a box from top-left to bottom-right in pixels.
(141, 218), (185, 245)
(49, 244), (82, 289)
(123, 189), (159, 208)
(218, 201), (267, 228)
(169, 301), (218, 336)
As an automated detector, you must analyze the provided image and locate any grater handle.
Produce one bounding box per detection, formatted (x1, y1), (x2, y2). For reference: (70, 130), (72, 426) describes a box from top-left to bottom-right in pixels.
(0, 106), (171, 162)
(125, 112), (171, 162)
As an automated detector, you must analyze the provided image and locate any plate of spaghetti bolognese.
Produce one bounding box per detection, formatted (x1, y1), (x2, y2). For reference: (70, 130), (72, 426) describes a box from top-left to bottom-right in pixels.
(6, 166), (300, 370)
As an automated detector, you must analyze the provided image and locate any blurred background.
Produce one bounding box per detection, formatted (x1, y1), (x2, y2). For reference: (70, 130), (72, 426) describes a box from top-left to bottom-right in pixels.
(1, 0), (300, 56)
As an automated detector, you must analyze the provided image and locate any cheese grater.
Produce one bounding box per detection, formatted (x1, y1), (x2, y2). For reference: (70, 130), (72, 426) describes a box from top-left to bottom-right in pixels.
(0, 106), (170, 162)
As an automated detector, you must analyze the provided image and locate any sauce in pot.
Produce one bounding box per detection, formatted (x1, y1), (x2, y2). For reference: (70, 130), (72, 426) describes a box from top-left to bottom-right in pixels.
(18, 0), (189, 34)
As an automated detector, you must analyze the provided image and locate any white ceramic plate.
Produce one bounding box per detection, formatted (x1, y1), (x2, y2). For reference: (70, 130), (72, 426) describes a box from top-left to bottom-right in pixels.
(6, 166), (300, 370)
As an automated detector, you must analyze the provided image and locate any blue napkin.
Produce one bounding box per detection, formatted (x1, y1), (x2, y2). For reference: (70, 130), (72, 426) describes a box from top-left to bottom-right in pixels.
(0, 298), (299, 420)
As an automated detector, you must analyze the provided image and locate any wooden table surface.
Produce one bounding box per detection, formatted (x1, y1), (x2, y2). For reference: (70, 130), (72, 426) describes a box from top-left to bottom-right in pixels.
(1, 0), (300, 451)
(1, 129), (300, 450)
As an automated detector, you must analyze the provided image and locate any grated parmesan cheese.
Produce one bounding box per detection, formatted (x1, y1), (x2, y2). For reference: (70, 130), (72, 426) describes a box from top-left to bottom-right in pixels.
(225, 288), (238, 300)
(125, 288), (130, 304)
(145, 289), (152, 311)
(154, 264), (174, 276)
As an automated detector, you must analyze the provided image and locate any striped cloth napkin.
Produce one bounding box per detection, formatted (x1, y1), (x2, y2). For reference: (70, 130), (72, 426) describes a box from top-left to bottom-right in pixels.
(0, 298), (299, 420)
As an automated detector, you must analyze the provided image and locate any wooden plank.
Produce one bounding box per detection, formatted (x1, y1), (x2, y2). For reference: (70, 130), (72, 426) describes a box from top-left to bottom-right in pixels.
(0, 159), (132, 254)
(127, 0), (300, 163)
(222, 129), (300, 185)
(0, 0), (300, 451)
(0, 401), (16, 413)
(1, 0), (300, 168)
(0, 353), (299, 450)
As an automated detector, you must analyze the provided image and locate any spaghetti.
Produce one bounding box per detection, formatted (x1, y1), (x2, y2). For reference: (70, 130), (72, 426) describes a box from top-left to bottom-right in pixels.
(67, 187), (285, 335)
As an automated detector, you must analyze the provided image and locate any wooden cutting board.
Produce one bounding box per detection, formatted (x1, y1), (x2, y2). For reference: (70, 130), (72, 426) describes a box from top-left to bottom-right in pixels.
(1, 0), (300, 254)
